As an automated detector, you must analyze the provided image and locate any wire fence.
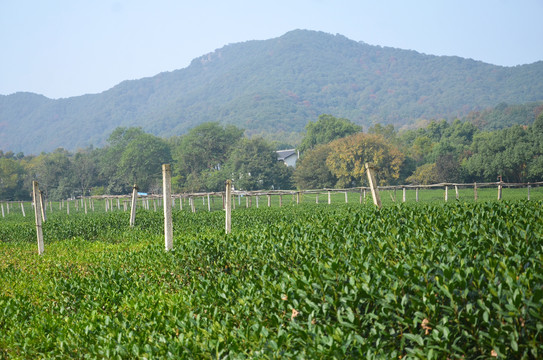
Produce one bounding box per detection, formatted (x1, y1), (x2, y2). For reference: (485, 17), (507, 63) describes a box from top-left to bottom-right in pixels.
(2, 181), (542, 219)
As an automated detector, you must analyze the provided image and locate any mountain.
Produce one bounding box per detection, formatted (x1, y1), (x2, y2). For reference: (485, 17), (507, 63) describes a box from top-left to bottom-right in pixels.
(1, 29), (543, 154)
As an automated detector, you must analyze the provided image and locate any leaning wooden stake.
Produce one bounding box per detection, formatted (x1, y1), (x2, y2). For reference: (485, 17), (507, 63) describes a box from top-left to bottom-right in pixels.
(32, 181), (44, 255)
(21, 202), (26, 217)
(225, 180), (232, 234)
(163, 165), (173, 251)
(39, 191), (47, 222)
(130, 184), (138, 227)
(365, 163), (382, 209)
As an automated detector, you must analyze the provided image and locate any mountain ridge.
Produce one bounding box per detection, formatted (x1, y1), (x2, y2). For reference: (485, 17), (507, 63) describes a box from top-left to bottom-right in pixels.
(1, 29), (542, 154)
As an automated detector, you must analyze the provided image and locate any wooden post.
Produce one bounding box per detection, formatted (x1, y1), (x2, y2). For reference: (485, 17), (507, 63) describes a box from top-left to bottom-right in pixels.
(279, 195), (283, 207)
(84, 198), (88, 214)
(297, 192), (300, 205)
(402, 188), (406, 203)
(444, 186), (448, 202)
(455, 185), (459, 200)
(32, 181), (44, 255)
(359, 189), (363, 204)
(67, 201), (70, 215)
(497, 183), (503, 200)
(474, 182), (478, 201)
(344, 191), (348, 203)
(130, 184), (138, 227)
(190, 197), (195, 213)
(527, 185), (531, 200)
(328, 191), (331, 205)
(39, 191), (46, 222)
(1, 203), (4, 218)
(180, 196), (183, 210)
(21, 202), (26, 217)
(365, 163), (382, 209)
(256, 195), (259, 208)
(153, 199), (157, 212)
(225, 180), (232, 234)
(316, 193), (319, 204)
(415, 188), (419, 202)
(246, 196), (249, 208)
(267, 195), (271, 207)
(207, 194), (211, 212)
(163, 165), (173, 251)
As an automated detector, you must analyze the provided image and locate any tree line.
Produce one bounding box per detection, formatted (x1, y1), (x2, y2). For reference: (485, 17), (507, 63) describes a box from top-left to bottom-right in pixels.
(1, 111), (542, 201)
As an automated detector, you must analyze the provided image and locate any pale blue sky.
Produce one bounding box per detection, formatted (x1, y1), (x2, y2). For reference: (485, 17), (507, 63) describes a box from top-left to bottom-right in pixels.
(1, 0), (542, 99)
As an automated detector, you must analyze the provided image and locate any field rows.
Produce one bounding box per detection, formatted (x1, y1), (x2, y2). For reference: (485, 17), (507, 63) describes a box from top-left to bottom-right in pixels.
(1, 200), (542, 358)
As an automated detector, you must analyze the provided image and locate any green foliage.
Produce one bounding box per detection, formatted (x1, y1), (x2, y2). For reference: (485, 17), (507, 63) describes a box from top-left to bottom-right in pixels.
(406, 163), (440, 185)
(294, 144), (337, 189)
(1, 200), (543, 358)
(172, 122), (244, 192)
(3, 31), (543, 154)
(225, 138), (293, 190)
(299, 114), (362, 153)
(326, 133), (404, 187)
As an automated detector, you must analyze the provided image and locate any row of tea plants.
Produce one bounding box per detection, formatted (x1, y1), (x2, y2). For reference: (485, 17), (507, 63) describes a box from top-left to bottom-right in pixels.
(1, 200), (542, 358)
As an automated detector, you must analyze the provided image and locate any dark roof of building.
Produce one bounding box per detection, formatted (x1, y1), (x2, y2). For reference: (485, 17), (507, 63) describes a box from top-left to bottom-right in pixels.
(276, 149), (297, 161)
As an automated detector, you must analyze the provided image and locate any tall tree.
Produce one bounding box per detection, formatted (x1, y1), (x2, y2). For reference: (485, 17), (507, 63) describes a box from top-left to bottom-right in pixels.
(224, 138), (293, 191)
(0, 158), (25, 200)
(293, 144), (337, 189)
(172, 122), (244, 191)
(326, 133), (404, 187)
(298, 114), (362, 153)
(119, 133), (172, 192)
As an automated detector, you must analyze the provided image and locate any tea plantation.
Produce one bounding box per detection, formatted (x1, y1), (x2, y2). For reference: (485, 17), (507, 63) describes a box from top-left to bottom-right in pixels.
(1, 200), (542, 359)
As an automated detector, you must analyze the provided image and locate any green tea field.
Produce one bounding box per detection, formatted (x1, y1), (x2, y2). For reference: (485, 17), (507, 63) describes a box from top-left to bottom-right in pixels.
(1, 198), (542, 358)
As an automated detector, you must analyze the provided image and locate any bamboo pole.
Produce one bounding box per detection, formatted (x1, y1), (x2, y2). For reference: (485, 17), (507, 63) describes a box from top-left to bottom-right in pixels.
(130, 185), (138, 227)
(365, 163), (382, 208)
(32, 181), (44, 255)
(225, 180), (232, 234)
(163, 165), (173, 251)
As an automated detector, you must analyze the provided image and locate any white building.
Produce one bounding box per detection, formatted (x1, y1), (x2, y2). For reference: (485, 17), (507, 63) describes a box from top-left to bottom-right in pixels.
(276, 149), (299, 168)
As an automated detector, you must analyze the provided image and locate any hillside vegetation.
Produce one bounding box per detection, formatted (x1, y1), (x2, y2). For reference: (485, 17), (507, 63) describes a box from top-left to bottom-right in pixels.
(1, 30), (543, 154)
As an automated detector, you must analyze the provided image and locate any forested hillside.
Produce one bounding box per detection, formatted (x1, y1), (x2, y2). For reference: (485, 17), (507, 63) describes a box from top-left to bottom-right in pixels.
(1, 30), (543, 154)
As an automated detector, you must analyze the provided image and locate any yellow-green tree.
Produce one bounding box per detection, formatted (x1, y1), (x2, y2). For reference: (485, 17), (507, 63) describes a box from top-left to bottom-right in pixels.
(326, 133), (404, 187)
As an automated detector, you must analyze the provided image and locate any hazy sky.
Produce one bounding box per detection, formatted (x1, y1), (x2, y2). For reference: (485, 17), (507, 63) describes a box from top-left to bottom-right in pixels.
(1, 0), (542, 99)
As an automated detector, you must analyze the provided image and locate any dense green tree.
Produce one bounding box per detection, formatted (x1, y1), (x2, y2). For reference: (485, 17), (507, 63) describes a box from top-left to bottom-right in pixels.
(463, 126), (534, 183)
(26, 148), (74, 200)
(406, 163), (440, 185)
(293, 144), (337, 189)
(100, 127), (147, 194)
(225, 138), (293, 191)
(172, 122), (244, 191)
(72, 149), (99, 197)
(0, 158), (25, 200)
(118, 133), (172, 192)
(298, 114), (362, 153)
